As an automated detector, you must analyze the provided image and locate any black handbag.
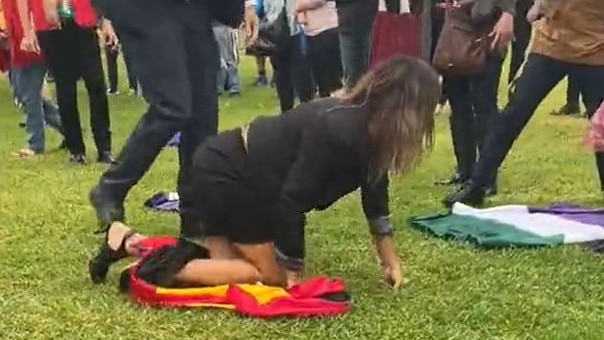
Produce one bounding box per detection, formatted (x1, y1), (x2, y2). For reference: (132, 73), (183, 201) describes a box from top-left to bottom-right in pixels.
(208, 0), (245, 28)
(246, 1), (290, 56)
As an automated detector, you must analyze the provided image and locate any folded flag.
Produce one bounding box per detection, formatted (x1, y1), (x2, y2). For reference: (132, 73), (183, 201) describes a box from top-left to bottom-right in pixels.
(123, 236), (352, 318)
(143, 192), (179, 212)
(410, 203), (604, 252)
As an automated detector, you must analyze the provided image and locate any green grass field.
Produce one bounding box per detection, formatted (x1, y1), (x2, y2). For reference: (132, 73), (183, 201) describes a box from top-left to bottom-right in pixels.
(1, 58), (603, 340)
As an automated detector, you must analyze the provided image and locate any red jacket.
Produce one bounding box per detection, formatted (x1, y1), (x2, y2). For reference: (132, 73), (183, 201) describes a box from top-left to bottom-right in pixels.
(1, 0), (44, 68)
(30, 0), (98, 32)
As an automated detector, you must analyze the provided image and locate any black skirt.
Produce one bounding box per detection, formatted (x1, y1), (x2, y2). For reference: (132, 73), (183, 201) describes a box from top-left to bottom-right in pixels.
(182, 129), (274, 245)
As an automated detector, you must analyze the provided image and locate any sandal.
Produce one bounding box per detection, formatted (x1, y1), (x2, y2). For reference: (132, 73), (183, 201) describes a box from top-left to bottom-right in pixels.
(88, 222), (137, 284)
(11, 148), (37, 158)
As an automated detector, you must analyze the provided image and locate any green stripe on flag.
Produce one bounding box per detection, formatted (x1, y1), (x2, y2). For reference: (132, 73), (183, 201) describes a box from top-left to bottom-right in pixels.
(409, 212), (564, 249)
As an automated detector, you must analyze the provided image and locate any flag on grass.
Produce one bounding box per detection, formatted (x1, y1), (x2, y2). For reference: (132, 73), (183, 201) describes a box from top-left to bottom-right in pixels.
(124, 237), (352, 318)
(410, 203), (604, 252)
(143, 192), (179, 212)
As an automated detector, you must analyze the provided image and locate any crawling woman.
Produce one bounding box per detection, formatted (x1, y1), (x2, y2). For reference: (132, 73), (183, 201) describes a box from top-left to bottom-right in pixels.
(88, 56), (441, 290)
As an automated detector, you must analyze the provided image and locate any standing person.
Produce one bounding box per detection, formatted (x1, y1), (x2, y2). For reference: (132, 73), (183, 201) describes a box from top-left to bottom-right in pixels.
(4, 0), (63, 157)
(213, 21), (241, 97)
(436, 0), (515, 195)
(33, 0), (116, 164)
(444, 0), (604, 207)
(264, 0), (315, 113)
(104, 38), (137, 95)
(88, 0), (259, 231)
(334, 0), (378, 90)
(296, 0), (342, 98)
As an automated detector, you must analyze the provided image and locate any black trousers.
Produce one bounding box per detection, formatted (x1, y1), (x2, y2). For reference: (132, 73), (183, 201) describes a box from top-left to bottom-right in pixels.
(430, 6), (447, 102)
(566, 75), (582, 108)
(270, 34), (315, 113)
(37, 22), (111, 155)
(444, 56), (503, 184)
(472, 53), (604, 189)
(96, 1), (219, 231)
(105, 32), (137, 92)
(307, 29), (342, 97)
(508, 0), (533, 84)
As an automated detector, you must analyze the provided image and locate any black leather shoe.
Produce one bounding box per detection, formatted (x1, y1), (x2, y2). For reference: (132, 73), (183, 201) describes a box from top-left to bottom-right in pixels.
(435, 173), (469, 186)
(97, 151), (115, 164)
(89, 185), (126, 228)
(88, 225), (136, 284)
(484, 185), (498, 197)
(69, 153), (87, 165)
(443, 184), (486, 208)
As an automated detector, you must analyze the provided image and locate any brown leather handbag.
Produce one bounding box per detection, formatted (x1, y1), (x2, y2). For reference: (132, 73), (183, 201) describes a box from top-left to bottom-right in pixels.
(432, 6), (493, 76)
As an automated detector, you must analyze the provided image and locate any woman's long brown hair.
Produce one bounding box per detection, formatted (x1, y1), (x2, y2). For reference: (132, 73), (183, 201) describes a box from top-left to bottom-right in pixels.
(340, 56), (440, 180)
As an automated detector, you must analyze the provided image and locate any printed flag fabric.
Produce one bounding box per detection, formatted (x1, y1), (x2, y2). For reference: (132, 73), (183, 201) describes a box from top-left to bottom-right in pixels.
(125, 237), (352, 318)
(410, 203), (604, 252)
(143, 192), (179, 212)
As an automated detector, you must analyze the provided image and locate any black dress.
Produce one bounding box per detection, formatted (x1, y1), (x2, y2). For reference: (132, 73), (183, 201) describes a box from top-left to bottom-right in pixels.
(180, 98), (390, 260)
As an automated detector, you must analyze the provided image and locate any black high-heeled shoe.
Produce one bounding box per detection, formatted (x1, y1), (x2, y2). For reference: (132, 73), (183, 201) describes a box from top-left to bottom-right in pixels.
(88, 224), (137, 284)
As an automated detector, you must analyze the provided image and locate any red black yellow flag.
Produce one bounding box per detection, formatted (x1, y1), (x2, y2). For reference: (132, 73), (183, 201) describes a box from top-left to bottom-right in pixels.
(124, 237), (352, 318)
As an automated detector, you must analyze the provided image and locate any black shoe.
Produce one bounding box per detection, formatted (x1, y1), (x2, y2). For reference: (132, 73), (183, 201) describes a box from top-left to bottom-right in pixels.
(88, 224), (136, 284)
(97, 151), (115, 164)
(435, 173), (469, 186)
(484, 185), (498, 197)
(69, 153), (87, 165)
(443, 183), (486, 208)
(57, 140), (67, 150)
(89, 185), (126, 228)
(550, 104), (580, 116)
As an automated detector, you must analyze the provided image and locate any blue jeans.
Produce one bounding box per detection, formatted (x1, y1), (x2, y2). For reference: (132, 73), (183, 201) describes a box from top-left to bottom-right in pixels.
(13, 62), (62, 153)
(216, 62), (240, 94)
(8, 68), (23, 106)
(338, 28), (373, 88)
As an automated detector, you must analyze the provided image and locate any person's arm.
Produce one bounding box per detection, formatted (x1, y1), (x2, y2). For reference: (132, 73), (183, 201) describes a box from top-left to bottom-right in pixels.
(360, 175), (400, 269)
(271, 117), (338, 283)
(16, 0), (41, 52)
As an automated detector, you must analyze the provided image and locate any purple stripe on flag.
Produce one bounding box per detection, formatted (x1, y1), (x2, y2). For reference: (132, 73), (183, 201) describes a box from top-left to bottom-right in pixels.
(529, 204), (604, 228)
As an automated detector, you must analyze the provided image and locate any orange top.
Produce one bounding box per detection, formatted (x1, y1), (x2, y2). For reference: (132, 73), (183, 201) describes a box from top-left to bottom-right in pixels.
(532, 0), (604, 66)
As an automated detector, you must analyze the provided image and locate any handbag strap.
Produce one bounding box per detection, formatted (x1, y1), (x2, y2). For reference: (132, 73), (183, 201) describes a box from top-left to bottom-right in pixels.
(378, 0), (411, 14)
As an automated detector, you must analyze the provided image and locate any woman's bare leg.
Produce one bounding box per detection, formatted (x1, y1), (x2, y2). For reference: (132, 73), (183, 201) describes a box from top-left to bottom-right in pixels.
(233, 242), (287, 287)
(173, 258), (261, 286)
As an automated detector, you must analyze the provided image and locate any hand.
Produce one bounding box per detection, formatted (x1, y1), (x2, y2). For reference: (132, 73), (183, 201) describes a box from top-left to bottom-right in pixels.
(381, 260), (406, 290)
(244, 5), (259, 45)
(101, 19), (119, 50)
(489, 12), (514, 51)
(526, 4), (542, 23)
(285, 269), (303, 289)
(20, 32), (40, 54)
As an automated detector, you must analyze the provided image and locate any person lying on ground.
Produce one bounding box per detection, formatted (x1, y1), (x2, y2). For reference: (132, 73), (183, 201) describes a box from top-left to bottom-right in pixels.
(89, 56), (441, 290)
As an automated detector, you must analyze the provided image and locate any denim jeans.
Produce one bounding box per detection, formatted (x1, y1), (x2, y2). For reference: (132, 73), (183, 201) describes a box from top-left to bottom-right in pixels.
(13, 62), (62, 153)
(216, 62), (240, 94)
(472, 53), (604, 189)
(338, 27), (373, 89)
